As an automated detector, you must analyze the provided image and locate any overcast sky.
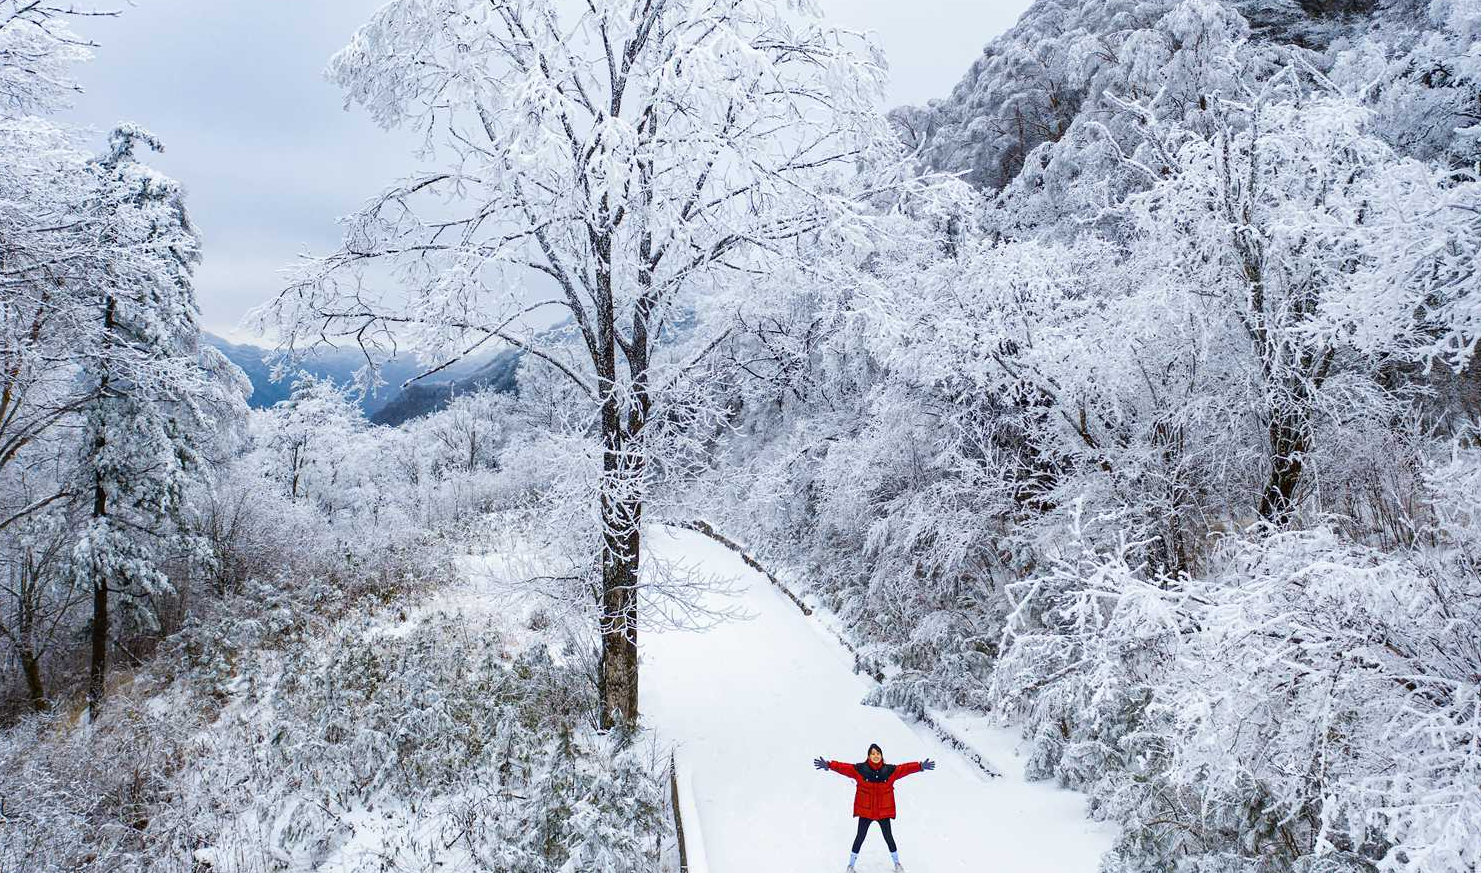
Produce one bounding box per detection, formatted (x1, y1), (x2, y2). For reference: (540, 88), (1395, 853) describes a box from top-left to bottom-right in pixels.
(63, 1), (1030, 341)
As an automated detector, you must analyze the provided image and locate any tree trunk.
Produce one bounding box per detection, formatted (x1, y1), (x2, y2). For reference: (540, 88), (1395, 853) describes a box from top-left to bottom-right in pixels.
(595, 336), (642, 730)
(88, 475), (108, 722)
(88, 295), (113, 723)
(20, 647), (45, 712)
(592, 220), (641, 731)
(1258, 410), (1307, 526)
(16, 581), (46, 711)
(598, 486), (641, 730)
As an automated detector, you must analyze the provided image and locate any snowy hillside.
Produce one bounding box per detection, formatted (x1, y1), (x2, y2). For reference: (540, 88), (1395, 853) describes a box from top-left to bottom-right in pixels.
(3, 1), (1479, 872)
(898, 0), (1478, 191)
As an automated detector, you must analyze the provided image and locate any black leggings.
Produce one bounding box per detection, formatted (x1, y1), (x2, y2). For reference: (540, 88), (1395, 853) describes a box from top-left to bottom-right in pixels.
(852, 816), (897, 853)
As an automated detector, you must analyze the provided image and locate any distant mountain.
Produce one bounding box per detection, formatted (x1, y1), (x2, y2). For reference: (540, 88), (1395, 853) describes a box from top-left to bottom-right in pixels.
(203, 333), (508, 419)
(370, 346), (523, 426)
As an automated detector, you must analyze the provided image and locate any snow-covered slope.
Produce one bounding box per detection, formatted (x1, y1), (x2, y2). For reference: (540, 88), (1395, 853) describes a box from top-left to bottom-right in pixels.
(640, 526), (1116, 873)
(903, 0), (1455, 191)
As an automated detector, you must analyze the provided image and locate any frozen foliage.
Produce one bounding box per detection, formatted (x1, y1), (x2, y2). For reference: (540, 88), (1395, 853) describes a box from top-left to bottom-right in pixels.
(5, 0), (1479, 870)
(0, 1), (92, 115)
(900, 0), (1265, 192)
(993, 515), (1481, 873)
(5, 346), (683, 867)
(0, 2), (247, 717)
(904, 0), (1478, 193)
(0, 329), (686, 866)
(227, 380), (531, 558)
(702, 2), (1481, 872)
(250, 0), (909, 729)
(0, 560), (674, 873)
(71, 124), (221, 717)
(0, 11), (684, 870)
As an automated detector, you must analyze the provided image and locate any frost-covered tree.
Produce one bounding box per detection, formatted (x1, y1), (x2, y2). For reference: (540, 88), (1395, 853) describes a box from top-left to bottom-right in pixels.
(0, 513), (78, 710)
(1329, 0), (1481, 168)
(703, 7), (1481, 870)
(72, 126), (211, 720)
(424, 387), (516, 476)
(0, 6), (117, 534)
(902, 0), (1472, 195)
(0, 3), (236, 717)
(262, 373), (366, 504)
(989, 0), (1268, 235)
(251, 0), (902, 728)
(1109, 79), (1481, 523)
(0, 1), (109, 115)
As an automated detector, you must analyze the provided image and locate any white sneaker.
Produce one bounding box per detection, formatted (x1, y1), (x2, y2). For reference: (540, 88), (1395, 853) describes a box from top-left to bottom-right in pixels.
(893, 863), (906, 872)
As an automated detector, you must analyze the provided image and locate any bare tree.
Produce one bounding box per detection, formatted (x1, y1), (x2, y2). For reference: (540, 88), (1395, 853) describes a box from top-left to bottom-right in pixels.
(250, 0), (901, 728)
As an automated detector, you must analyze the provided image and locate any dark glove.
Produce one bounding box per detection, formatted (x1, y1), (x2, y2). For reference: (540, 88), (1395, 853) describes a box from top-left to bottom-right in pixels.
(922, 758), (936, 771)
(813, 756), (828, 770)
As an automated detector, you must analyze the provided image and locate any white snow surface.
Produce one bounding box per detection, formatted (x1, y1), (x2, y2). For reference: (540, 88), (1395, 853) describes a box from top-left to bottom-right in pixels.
(640, 526), (1117, 873)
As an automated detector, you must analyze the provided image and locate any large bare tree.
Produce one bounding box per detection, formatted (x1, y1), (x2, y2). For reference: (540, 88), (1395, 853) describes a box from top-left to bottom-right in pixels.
(250, 0), (901, 728)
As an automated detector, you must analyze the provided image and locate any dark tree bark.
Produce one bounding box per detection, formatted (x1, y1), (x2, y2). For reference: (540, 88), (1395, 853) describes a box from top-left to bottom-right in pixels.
(87, 477), (108, 722)
(595, 352), (642, 728)
(17, 585), (46, 710)
(19, 648), (45, 711)
(87, 296), (113, 723)
(597, 487), (641, 729)
(1258, 410), (1308, 525)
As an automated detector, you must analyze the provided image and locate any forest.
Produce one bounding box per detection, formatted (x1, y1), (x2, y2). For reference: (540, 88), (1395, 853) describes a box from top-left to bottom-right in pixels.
(1, 1), (1478, 871)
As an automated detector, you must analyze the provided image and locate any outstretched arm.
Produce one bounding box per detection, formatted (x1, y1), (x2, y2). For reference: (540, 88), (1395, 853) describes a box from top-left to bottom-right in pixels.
(824, 759), (859, 780)
(888, 760), (930, 783)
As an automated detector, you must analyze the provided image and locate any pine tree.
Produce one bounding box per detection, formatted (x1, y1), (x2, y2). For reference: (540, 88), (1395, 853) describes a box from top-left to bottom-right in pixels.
(73, 125), (209, 721)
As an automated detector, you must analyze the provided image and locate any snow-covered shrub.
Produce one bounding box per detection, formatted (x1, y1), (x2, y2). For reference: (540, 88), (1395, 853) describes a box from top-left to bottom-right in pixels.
(181, 610), (667, 873)
(0, 695), (198, 873)
(992, 519), (1481, 873)
(0, 559), (674, 873)
(717, 381), (1012, 712)
(188, 462), (326, 600)
(1427, 440), (1481, 542)
(990, 509), (1186, 799)
(1169, 529), (1481, 873)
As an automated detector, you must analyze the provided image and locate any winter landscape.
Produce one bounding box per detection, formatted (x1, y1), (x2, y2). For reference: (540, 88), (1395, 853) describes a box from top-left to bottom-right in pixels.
(2, 1), (1479, 872)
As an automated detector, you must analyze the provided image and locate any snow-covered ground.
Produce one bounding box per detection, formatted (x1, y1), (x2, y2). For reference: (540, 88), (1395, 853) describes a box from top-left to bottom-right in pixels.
(640, 526), (1117, 873)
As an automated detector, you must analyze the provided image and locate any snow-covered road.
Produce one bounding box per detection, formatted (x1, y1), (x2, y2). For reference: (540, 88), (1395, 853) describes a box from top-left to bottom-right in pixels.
(640, 526), (1116, 873)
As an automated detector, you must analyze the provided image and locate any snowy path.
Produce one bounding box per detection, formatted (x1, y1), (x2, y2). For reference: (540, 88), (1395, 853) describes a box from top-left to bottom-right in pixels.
(639, 526), (1116, 873)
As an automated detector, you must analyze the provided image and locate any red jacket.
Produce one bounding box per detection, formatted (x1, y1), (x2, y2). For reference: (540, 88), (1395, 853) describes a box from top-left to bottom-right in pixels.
(827, 759), (923, 819)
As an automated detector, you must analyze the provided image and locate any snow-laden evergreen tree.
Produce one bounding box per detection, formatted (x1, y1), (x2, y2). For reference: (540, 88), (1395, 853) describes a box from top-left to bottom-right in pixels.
(72, 125), (212, 720)
(0, 3), (242, 716)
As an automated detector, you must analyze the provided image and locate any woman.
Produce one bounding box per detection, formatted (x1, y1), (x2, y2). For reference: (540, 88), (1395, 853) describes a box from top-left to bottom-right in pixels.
(814, 743), (935, 872)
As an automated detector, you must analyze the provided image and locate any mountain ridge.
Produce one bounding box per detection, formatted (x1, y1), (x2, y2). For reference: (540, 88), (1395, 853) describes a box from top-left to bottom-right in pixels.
(203, 332), (519, 421)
